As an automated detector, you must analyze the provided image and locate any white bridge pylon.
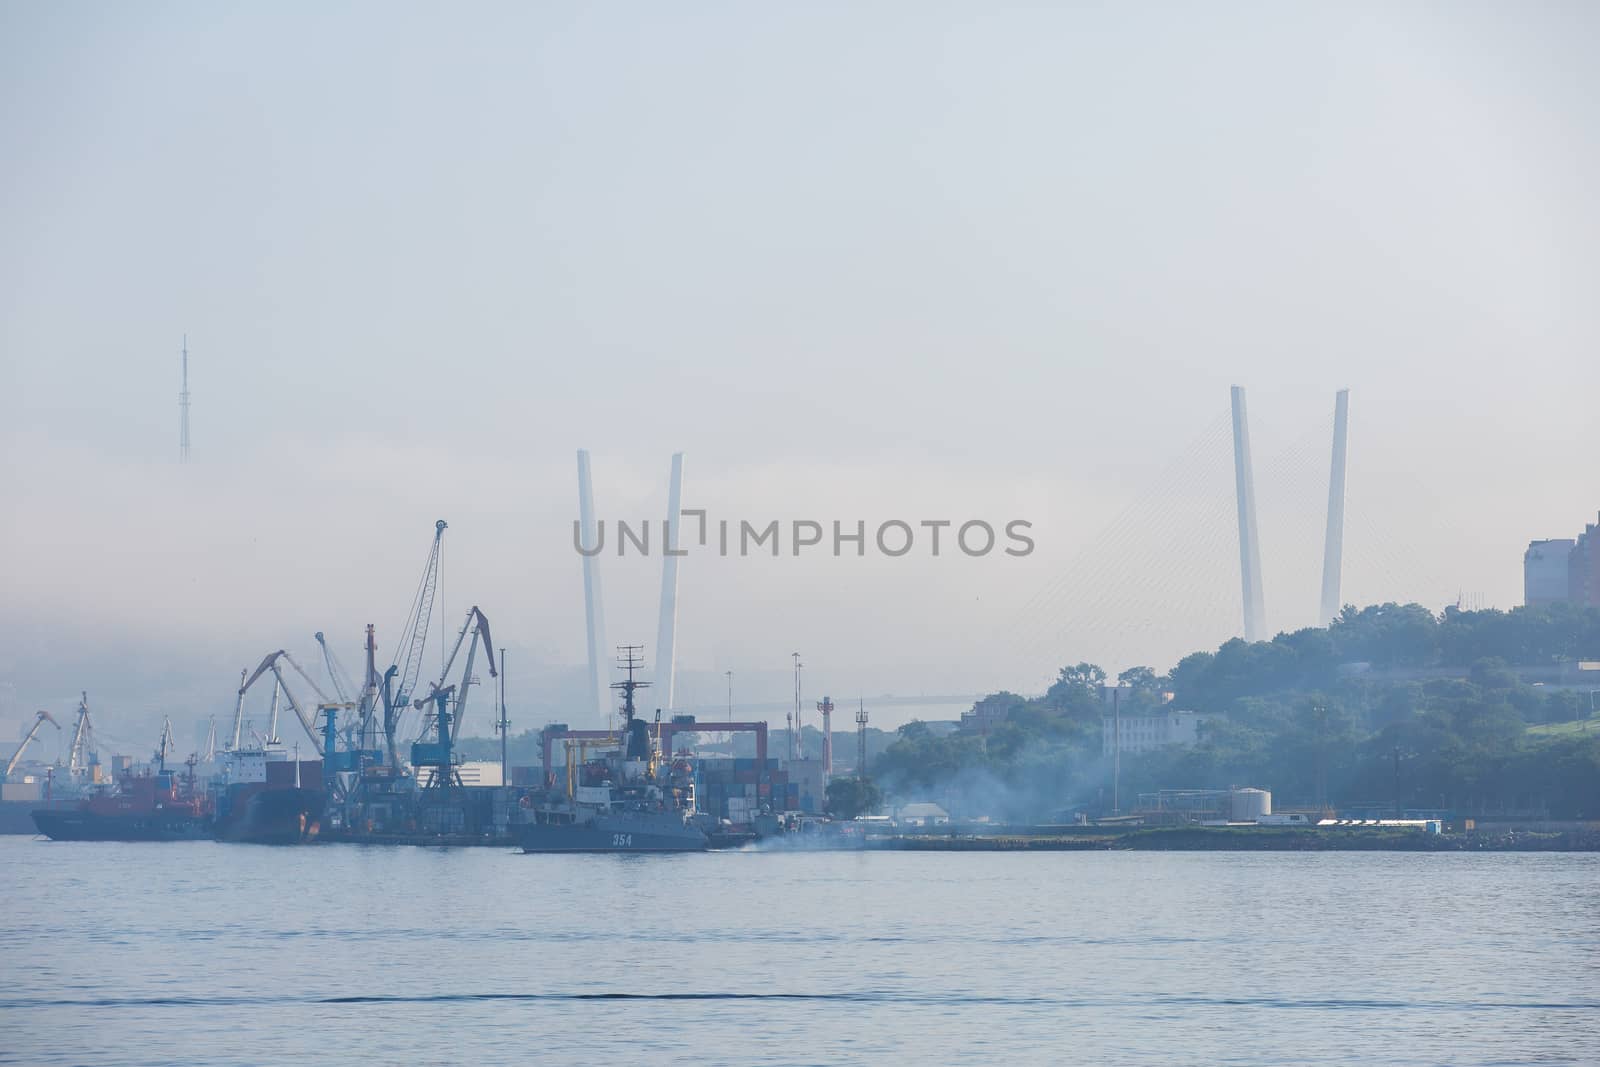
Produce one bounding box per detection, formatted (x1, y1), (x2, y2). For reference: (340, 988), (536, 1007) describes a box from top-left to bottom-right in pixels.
(575, 450), (685, 726)
(1231, 386), (1351, 641)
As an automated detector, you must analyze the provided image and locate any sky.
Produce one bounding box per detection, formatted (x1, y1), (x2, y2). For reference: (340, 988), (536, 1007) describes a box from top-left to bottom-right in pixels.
(2, 1), (1598, 746)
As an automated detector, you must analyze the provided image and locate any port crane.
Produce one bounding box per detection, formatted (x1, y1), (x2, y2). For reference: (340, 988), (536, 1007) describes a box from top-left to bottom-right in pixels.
(357, 624), (381, 757)
(239, 650), (331, 751)
(154, 716), (176, 774)
(4, 711), (60, 781)
(380, 519), (447, 770)
(315, 631), (357, 705)
(409, 606), (498, 787)
(266, 680), (282, 744)
(316, 628), (384, 759)
(227, 668), (247, 752)
(65, 693), (98, 780)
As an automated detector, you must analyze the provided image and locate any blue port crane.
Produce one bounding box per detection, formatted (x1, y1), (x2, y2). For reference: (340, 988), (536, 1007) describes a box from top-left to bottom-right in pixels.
(409, 606), (498, 787)
(380, 519), (447, 771)
(315, 628), (379, 760)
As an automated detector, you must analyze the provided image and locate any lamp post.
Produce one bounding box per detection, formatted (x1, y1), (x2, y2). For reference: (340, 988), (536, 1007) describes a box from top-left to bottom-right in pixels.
(498, 647), (509, 785)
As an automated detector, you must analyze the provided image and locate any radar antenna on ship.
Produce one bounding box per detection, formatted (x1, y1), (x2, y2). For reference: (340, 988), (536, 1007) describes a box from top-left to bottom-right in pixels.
(611, 646), (653, 762)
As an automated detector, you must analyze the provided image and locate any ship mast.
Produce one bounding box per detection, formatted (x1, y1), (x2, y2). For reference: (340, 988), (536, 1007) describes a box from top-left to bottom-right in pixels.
(610, 645), (650, 725)
(610, 645), (652, 767)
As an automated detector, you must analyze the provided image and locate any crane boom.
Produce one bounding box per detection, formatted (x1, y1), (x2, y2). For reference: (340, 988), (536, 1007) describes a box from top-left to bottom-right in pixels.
(268, 663), (323, 749)
(358, 624), (379, 754)
(315, 631), (356, 704)
(154, 716), (175, 773)
(280, 650), (330, 705)
(419, 606), (495, 740)
(229, 668), (247, 751)
(5, 711), (60, 780)
(66, 692), (96, 776)
(240, 650), (324, 750)
(413, 607), (498, 746)
(453, 636), (478, 745)
(267, 679), (282, 744)
(385, 520), (447, 764)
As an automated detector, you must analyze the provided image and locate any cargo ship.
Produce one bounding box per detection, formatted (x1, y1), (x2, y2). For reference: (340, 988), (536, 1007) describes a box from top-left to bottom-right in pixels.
(516, 647), (708, 853)
(32, 765), (212, 842)
(32, 740), (325, 845)
(211, 749), (326, 845)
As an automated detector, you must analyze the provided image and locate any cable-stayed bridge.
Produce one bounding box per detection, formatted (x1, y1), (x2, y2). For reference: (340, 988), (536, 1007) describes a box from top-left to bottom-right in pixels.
(1003, 388), (1453, 677)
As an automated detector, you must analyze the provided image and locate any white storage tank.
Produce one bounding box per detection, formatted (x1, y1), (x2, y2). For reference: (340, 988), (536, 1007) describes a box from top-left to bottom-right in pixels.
(1230, 787), (1272, 821)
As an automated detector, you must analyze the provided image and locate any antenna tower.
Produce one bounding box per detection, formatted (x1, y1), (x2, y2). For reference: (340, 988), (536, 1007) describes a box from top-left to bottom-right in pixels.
(179, 335), (191, 463)
(855, 700), (869, 777)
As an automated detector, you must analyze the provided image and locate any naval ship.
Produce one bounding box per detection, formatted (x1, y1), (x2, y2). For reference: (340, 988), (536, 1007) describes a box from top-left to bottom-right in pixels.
(516, 647), (708, 853)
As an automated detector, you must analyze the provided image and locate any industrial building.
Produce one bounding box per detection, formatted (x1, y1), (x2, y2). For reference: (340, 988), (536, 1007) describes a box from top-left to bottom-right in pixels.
(1132, 787), (1272, 823)
(896, 802), (950, 827)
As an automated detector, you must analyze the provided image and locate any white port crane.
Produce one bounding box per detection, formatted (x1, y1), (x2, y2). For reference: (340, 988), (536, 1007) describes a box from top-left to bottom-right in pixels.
(65, 692), (97, 779)
(238, 650), (331, 751)
(227, 668), (247, 752)
(4, 711), (60, 781)
(154, 716), (176, 773)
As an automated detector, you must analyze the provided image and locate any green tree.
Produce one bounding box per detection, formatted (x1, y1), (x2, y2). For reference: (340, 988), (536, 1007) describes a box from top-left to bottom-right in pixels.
(1117, 666), (1160, 691)
(1047, 663), (1106, 720)
(824, 776), (883, 820)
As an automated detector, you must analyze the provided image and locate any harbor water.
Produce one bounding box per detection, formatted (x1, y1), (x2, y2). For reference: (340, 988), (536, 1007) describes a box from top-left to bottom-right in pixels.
(2, 837), (1596, 1065)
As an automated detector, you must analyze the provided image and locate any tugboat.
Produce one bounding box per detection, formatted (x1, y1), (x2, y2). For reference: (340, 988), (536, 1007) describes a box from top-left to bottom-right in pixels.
(516, 646), (709, 853)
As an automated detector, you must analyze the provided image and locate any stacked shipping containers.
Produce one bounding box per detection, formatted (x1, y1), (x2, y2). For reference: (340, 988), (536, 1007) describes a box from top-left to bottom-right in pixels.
(693, 757), (804, 823)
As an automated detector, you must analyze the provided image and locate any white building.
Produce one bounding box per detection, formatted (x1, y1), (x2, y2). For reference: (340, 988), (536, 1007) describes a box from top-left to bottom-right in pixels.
(1101, 710), (1220, 756)
(897, 802), (950, 827)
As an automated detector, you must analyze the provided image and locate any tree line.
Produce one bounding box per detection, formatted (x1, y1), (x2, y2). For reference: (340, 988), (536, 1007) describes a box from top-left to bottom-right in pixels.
(851, 603), (1600, 821)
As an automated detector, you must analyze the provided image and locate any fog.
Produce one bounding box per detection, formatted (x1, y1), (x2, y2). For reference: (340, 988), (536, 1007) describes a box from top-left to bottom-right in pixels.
(3, 2), (1597, 745)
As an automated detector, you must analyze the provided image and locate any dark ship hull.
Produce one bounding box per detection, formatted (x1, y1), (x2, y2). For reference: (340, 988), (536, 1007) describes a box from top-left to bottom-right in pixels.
(517, 814), (708, 853)
(31, 808), (211, 842)
(215, 787), (325, 845)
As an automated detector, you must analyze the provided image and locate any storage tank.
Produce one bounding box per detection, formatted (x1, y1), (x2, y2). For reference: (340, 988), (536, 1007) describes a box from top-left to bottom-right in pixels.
(1230, 787), (1271, 821)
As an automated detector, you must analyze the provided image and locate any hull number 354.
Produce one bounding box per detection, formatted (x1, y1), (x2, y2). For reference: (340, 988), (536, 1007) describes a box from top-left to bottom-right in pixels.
(611, 833), (634, 848)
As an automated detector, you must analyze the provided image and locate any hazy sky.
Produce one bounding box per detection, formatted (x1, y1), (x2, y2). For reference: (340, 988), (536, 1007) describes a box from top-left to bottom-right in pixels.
(3, 2), (1598, 739)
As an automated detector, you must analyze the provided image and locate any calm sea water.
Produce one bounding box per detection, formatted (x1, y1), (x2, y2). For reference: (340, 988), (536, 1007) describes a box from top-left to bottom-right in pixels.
(1, 837), (1596, 1066)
